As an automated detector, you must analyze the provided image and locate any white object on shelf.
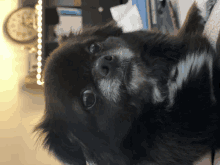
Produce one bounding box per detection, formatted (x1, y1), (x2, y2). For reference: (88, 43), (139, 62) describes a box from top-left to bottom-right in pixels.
(110, 0), (143, 33)
(110, 0), (133, 21)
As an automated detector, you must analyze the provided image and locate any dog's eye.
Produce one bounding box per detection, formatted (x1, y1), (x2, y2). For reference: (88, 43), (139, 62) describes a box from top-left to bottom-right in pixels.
(82, 90), (96, 108)
(89, 43), (102, 54)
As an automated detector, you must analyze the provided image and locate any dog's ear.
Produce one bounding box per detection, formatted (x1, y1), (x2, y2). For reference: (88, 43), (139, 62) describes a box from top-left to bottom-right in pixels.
(177, 2), (205, 37)
(33, 119), (87, 165)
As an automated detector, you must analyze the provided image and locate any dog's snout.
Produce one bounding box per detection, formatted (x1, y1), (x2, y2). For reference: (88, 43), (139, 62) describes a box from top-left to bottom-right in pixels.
(98, 55), (114, 77)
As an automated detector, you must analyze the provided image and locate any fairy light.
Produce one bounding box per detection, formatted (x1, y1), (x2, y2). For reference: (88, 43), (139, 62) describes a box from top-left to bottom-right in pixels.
(36, 0), (44, 85)
(38, 33), (42, 38)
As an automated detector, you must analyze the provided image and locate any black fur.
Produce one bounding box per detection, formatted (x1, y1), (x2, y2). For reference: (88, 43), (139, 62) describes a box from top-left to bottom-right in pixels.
(33, 2), (220, 165)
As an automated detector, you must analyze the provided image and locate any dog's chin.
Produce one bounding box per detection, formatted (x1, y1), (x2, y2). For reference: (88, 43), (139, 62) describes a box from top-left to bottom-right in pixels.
(98, 78), (122, 103)
(96, 60), (132, 103)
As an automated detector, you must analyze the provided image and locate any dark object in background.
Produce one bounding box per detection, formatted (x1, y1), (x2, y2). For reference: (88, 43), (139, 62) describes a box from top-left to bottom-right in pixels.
(45, 8), (59, 25)
(45, 42), (59, 58)
(22, 0), (38, 7)
(38, 42), (59, 74)
(148, 0), (177, 35)
(167, 1), (179, 35)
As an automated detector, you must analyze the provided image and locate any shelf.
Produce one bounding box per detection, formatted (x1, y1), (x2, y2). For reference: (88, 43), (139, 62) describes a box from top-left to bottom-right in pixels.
(45, 6), (81, 9)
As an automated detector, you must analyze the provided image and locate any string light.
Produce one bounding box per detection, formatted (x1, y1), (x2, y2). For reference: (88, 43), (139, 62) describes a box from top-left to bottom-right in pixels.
(38, 0), (42, 5)
(38, 33), (42, 38)
(36, 0), (44, 85)
(37, 56), (42, 61)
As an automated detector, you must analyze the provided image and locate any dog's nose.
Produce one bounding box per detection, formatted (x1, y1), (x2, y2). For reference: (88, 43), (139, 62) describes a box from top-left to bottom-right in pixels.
(98, 55), (114, 77)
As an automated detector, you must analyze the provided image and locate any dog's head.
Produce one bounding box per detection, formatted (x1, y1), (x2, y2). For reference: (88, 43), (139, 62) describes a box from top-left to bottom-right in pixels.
(33, 19), (177, 165)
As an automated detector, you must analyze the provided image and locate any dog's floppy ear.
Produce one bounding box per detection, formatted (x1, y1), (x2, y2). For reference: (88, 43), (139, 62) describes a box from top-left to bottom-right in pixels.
(33, 118), (87, 165)
(177, 2), (205, 37)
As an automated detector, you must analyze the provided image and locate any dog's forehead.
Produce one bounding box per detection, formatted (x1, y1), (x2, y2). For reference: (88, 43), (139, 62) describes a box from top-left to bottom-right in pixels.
(44, 41), (93, 98)
(103, 36), (128, 47)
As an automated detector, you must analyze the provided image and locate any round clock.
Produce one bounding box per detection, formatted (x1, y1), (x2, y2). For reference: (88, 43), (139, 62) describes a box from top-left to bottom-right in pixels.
(4, 7), (38, 44)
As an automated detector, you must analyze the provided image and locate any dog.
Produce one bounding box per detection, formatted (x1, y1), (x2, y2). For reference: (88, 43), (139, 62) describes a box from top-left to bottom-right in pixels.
(33, 2), (220, 165)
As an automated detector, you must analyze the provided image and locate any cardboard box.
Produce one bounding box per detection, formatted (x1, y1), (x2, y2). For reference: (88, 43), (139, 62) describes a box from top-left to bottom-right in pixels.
(74, 0), (81, 6)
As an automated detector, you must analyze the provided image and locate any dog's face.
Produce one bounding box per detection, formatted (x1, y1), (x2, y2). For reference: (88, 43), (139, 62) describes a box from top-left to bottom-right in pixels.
(44, 28), (136, 136)
(33, 3), (220, 165)
(36, 21), (171, 165)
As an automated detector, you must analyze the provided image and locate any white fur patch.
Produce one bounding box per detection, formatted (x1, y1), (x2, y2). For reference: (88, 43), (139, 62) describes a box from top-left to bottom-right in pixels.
(109, 48), (134, 61)
(98, 78), (121, 103)
(127, 63), (147, 94)
(168, 52), (213, 106)
(175, 52), (211, 89)
(86, 161), (96, 165)
(152, 86), (165, 103)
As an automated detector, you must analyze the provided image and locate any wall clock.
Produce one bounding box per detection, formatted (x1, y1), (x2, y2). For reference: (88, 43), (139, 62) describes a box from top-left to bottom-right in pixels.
(4, 7), (38, 43)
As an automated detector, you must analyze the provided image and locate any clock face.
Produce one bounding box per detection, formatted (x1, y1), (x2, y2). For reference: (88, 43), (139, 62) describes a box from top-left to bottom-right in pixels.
(5, 7), (38, 43)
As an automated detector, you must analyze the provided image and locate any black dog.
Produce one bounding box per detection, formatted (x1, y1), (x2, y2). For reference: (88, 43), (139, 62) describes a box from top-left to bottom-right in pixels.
(33, 2), (220, 165)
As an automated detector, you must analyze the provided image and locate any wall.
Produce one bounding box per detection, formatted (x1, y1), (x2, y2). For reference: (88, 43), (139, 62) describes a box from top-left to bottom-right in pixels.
(0, 0), (61, 164)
